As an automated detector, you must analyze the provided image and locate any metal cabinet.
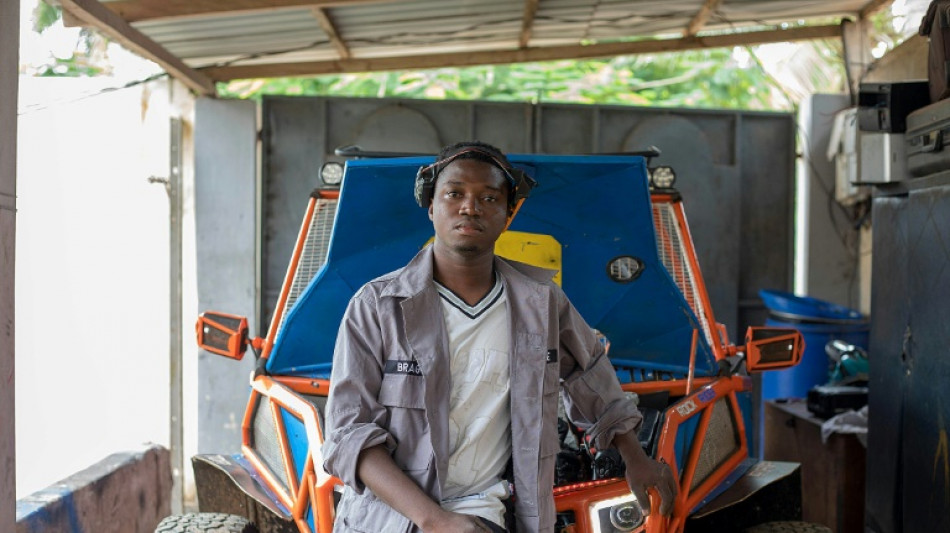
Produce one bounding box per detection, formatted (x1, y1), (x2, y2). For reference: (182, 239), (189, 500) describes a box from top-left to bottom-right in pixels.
(867, 173), (950, 533)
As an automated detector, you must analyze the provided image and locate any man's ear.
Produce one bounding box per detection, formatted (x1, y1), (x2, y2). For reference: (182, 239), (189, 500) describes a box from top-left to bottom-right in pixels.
(428, 202), (434, 221)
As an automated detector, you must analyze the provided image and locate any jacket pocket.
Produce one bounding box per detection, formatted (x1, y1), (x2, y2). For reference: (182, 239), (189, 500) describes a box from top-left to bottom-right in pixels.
(377, 374), (430, 471)
(378, 374), (426, 409)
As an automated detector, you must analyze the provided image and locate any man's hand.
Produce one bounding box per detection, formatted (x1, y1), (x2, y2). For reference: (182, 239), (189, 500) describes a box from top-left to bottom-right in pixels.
(613, 431), (678, 516)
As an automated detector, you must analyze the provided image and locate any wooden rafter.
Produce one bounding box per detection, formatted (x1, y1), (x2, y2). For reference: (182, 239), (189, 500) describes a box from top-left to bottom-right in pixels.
(59, 0), (216, 95)
(202, 24), (842, 81)
(860, 0), (894, 19)
(312, 8), (350, 59)
(102, 0), (395, 23)
(685, 0), (724, 37)
(519, 0), (541, 49)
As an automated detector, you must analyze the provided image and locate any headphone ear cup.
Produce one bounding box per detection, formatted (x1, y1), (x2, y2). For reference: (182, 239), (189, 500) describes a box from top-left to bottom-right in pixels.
(414, 165), (434, 208)
(507, 168), (537, 205)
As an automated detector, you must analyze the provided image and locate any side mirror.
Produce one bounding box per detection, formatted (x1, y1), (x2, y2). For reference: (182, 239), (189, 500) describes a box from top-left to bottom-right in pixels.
(195, 311), (249, 360)
(742, 326), (805, 372)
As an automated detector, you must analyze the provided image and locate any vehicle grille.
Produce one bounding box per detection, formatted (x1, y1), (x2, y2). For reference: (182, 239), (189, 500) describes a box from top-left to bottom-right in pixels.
(278, 197), (338, 335)
(251, 395), (291, 493)
(651, 202), (714, 347)
(300, 393), (328, 437)
(690, 398), (739, 490)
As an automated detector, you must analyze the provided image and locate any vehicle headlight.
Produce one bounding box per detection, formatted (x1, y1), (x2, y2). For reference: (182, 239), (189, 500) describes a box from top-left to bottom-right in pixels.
(606, 256), (644, 283)
(590, 493), (644, 533)
(320, 161), (344, 186)
(649, 166), (676, 189)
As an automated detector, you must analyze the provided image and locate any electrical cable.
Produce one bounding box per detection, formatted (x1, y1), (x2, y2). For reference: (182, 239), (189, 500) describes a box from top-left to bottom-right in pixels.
(17, 71), (171, 115)
(796, 120), (864, 308)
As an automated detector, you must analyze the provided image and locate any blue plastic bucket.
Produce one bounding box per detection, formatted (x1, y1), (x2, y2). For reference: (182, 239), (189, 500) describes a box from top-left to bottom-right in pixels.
(759, 290), (869, 400)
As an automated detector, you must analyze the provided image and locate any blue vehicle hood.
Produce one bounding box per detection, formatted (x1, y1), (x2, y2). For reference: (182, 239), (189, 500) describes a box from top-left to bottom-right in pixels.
(266, 154), (717, 378)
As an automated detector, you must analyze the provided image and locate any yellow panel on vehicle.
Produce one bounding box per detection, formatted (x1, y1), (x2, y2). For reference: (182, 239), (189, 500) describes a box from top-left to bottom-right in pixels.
(494, 231), (562, 287)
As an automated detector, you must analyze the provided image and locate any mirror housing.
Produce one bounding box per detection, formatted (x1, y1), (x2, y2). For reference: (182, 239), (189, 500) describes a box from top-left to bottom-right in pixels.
(742, 326), (804, 372)
(196, 311), (249, 360)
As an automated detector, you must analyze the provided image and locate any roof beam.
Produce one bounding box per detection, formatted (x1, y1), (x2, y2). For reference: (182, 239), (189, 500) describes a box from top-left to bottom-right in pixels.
(519, 0), (541, 48)
(860, 0), (894, 19)
(203, 24), (842, 81)
(59, 0), (216, 95)
(103, 0), (395, 23)
(685, 0), (724, 37)
(312, 8), (351, 59)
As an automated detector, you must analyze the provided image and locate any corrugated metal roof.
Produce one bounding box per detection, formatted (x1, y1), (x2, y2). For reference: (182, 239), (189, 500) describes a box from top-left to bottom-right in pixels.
(64, 0), (893, 93)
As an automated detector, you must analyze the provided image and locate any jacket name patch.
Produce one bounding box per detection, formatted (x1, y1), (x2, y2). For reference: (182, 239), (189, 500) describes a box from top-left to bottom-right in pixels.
(385, 359), (423, 376)
(546, 349), (558, 363)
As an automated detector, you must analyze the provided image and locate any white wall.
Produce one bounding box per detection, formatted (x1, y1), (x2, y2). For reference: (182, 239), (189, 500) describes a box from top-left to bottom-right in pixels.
(796, 93), (861, 309)
(15, 78), (174, 498)
(193, 98), (258, 458)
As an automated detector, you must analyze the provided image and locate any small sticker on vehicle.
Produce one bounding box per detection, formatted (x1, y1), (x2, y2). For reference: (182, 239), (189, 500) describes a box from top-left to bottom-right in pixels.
(676, 399), (698, 417)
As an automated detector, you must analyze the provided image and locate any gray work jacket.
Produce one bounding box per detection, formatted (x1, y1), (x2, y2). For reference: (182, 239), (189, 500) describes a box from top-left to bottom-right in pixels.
(322, 246), (642, 533)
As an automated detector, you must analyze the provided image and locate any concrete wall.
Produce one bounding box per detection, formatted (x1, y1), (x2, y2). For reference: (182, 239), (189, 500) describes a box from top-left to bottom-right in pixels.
(16, 78), (174, 498)
(15, 445), (171, 533)
(194, 98), (258, 456)
(1, 0), (18, 531)
(797, 93), (861, 309)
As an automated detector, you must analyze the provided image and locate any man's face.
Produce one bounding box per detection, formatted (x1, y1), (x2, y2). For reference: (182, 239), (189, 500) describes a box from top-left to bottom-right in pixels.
(428, 158), (510, 260)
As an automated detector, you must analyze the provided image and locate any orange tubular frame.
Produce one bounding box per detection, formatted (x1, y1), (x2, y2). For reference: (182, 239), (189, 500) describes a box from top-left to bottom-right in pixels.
(650, 193), (727, 360)
(556, 370), (752, 533)
(621, 377), (716, 397)
(555, 479), (644, 533)
(240, 375), (339, 533)
(260, 190), (339, 361)
(650, 378), (750, 533)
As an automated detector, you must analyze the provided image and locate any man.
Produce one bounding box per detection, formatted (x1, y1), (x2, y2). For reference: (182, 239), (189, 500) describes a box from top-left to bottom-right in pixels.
(322, 142), (677, 533)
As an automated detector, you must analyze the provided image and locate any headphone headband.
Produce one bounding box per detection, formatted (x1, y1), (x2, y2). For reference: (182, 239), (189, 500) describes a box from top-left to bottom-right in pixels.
(413, 148), (537, 209)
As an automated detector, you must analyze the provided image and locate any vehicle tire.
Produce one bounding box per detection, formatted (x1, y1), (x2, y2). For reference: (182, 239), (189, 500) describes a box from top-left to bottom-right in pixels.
(155, 513), (259, 533)
(743, 522), (832, 533)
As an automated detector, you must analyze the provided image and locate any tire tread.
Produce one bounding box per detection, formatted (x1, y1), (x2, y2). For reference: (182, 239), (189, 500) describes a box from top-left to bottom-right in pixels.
(155, 512), (258, 533)
(743, 521), (833, 533)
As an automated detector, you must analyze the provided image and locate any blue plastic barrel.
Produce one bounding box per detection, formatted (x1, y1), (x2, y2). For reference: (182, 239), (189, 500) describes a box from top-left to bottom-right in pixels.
(759, 289), (869, 400)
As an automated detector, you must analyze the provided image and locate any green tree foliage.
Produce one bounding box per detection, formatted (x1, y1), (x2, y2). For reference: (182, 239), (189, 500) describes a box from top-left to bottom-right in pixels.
(31, 1), (111, 77)
(220, 47), (784, 110)
(32, 0), (59, 33)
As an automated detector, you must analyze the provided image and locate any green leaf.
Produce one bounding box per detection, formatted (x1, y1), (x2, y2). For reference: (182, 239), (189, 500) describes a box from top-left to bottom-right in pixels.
(33, 1), (60, 34)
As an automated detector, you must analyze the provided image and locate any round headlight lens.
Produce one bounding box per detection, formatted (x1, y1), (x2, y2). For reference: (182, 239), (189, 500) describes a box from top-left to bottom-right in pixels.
(320, 162), (344, 185)
(609, 501), (644, 531)
(590, 494), (645, 533)
(607, 256), (644, 283)
(650, 166), (676, 189)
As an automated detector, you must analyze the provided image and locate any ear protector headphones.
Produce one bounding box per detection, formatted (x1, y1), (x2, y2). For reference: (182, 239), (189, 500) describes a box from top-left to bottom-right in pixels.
(414, 148), (538, 218)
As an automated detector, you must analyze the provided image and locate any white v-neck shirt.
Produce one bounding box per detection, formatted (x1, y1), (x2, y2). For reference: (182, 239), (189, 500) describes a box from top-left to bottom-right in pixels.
(434, 275), (511, 527)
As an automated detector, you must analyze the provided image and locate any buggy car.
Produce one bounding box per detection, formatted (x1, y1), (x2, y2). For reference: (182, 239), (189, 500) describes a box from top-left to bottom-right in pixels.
(162, 153), (812, 533)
